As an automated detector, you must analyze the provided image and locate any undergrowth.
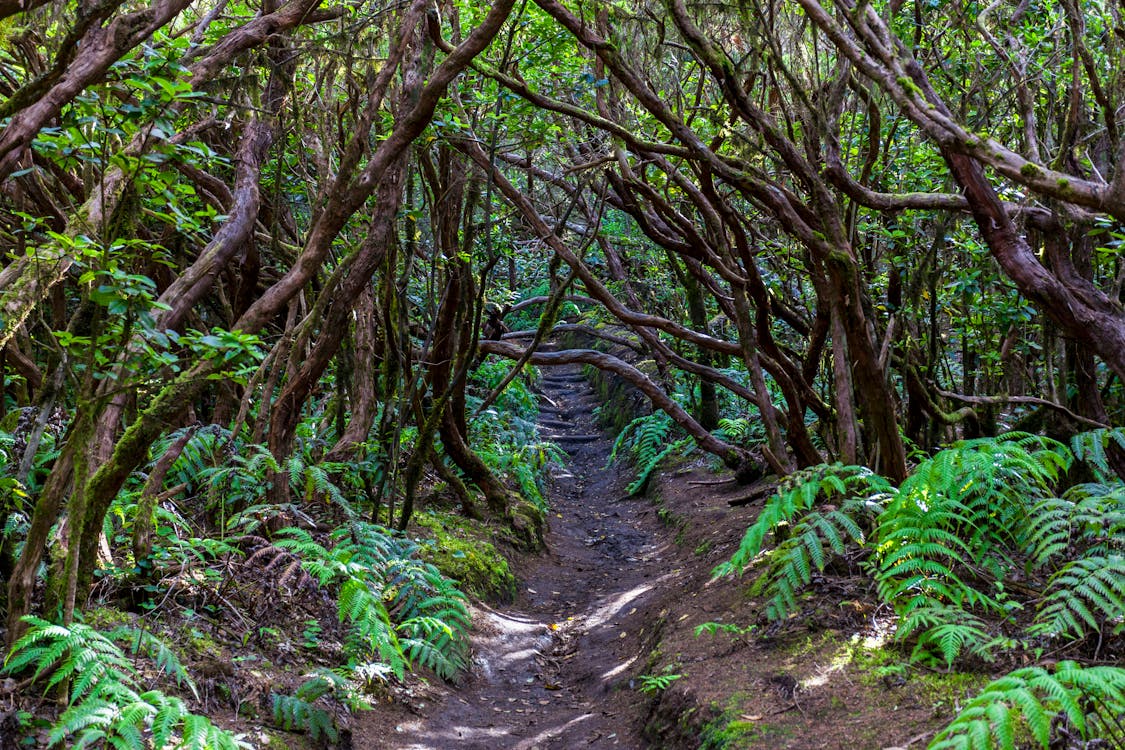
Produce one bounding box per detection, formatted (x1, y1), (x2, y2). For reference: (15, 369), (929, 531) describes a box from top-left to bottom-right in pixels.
(714, 429), (1125, 749)
(269, 520), (471, 681)
(3, 617), (247, 749)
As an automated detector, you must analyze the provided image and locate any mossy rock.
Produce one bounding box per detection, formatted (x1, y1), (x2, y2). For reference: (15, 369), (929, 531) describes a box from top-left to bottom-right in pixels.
(413, 511), (518, 603)
(506, 496), (546, 552)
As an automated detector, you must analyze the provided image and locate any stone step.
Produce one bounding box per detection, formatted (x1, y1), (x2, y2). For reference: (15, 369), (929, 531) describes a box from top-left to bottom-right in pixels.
(547, 433), (602, 442)
(541, 374), (587, 385)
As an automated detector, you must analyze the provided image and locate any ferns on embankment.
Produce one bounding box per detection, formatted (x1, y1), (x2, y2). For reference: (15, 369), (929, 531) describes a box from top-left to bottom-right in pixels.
(714, 429), (1125, 750)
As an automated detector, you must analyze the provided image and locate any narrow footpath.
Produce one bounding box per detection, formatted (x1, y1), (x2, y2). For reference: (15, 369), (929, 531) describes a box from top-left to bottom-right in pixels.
(386, 363), (674, 749)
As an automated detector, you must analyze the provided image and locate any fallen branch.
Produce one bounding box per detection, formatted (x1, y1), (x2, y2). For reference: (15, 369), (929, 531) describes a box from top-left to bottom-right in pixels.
(931, 386), (1109, 429)
(500, 324), (644, 353)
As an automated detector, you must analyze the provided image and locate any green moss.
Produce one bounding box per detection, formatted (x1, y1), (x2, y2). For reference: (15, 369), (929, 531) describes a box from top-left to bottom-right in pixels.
(84, 606), (133, 629)
(895, 76), (923, 96)
(413, 511), (517, 602)
(914, 670), (989, 712)
(507, 498), (546, 552)
(700, 704), (794, 749)
(1020, 162), (1042, 178)
(261, 731), (296, 749)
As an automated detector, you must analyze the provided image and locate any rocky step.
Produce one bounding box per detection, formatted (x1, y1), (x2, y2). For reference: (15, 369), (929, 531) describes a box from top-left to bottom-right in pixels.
(538, 418), (574, 429)
(546, 433), (602, 443)
(538, 410), (579, 422)
(541, 374), (587, 385)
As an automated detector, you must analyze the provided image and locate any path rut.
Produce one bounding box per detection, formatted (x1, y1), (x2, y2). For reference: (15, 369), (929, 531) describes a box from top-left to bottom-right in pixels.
(387, 363), (673, 749)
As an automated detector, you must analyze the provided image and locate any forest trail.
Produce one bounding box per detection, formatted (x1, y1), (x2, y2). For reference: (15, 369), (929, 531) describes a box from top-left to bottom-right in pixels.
(367, 363), (671, 749)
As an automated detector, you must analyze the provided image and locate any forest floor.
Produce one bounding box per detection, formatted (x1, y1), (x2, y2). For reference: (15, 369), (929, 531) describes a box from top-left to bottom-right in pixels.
(358, 365), (978, 749)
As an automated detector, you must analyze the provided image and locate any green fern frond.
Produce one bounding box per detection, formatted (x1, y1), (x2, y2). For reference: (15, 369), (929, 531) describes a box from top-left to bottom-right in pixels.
(753, 499), (876, 620)
(272, 691), (337, 743)
(626, 437), (693, 495)
(715, 463), (890, 578)
(930, 661), (1125, 749)
(716, 417), (764, 446)
(1071, 428), (1125, 482)
(1030, 553), (1125, 640)
(895, 604), (1002, 667)
(5, 617), (245, 749)
(107, 627), (197, 699)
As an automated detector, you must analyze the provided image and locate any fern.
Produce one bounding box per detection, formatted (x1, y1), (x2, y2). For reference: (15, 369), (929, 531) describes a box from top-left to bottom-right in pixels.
(339, 577), (405, 677)
(608, 412), (691, 493)
(929, 661), (1125, 749)
(1070, 427), (1125, 482)
(714, 463), (891, 578)
(1030, 553), (1125, 640)
(275, 521), (470, 682)
(272, 692), (336, 743)
(107, 627), (197, 698)
(751, 498), (876, 620)
(869, 436), (1069, 664)
(873, 435), (1068, 647)
(716, 417), (764, 447)
(4, 616), (246, 749)
(1025, 483), (1125, 568)
(896, 603), (1013, 667)
(626, 437), (693, 495)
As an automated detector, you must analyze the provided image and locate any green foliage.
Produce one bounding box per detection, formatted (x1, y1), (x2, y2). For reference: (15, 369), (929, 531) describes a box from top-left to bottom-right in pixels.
(1024, 483), (1125, 569)
(896, 604), (1011, 667)
(270, 668), (372, 744)
(714, 434), (1125, 667)
(694, 621), (756, 638)
(469, 361), (561, 510)
(1030, 554), (1125, 640)
(609, 411), (694, 495)
(107, 627), (197, 699)
(751, 498), (877, 621)
(477, 439), (565, 512)
(929, 662), (1125, 749)
(636, 672), (683, 694)
(1069, 427), (1125, 482)
(275, 521), (470, 681)
(715, 416), (764, 447)
(713, 463), (889, 621)
(3, 616), (246, 749)
(872, 435), (1069, 662)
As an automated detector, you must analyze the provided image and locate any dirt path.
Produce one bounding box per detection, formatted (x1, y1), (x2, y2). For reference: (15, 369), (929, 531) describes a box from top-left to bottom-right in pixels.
(384, 364), (672, 749)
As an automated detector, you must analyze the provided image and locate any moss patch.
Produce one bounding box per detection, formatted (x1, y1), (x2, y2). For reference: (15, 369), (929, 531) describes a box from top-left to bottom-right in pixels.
(413, 511), (517, 602)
